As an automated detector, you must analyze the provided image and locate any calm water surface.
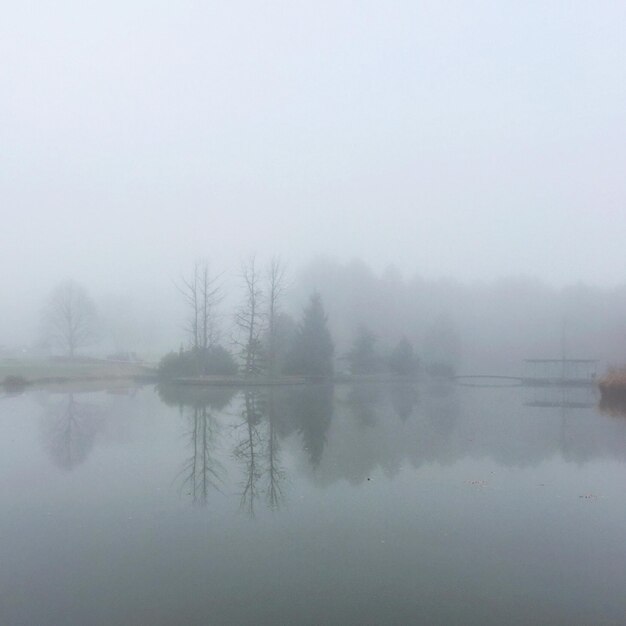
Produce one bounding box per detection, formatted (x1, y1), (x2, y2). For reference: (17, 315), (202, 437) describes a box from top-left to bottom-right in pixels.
(1, 382), (625, 625)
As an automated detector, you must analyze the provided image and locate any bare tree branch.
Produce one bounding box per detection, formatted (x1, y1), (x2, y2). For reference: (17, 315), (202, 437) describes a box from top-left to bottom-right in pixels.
(42, 280), (97, 357)
(234, 255), (266, 377)
(176, 260), (224, 373)
(266, 256), (288, 377)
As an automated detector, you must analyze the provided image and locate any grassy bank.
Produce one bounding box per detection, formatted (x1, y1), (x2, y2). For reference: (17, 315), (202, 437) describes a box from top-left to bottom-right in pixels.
(0, 357), (156, 387)
(172, 375), (321, 386)
(168, 373), (420, 386)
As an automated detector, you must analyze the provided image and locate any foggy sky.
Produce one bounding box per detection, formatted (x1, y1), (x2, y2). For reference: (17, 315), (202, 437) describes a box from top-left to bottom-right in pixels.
(2, 2), (626, 335)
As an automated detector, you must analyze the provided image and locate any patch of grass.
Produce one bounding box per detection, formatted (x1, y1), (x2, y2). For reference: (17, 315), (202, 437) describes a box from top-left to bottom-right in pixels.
(0, 358), (155, 383)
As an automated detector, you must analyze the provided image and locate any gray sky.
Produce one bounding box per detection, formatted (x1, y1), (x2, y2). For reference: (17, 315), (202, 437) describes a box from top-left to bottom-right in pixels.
(2, 0), (626, 308)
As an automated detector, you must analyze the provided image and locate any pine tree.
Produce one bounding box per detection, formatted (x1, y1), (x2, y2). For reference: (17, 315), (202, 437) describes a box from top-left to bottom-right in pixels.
(346, 326), (379, 374)
(389, 336), (419, 376)
(285, 292), (334, 378)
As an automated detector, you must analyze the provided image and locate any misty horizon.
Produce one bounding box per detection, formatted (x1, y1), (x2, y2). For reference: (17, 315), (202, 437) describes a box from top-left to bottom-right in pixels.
(2, 2), (626, 298)
(3, 3), (626, 354)
(3, 3), (626, 624)
(3, 255), (626, 380)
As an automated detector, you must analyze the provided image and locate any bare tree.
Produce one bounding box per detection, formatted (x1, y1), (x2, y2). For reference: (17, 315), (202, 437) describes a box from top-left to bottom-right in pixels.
(177, 260), (223, 372)
(178, 405), (224, 506)
(41, 393), (103, 470)
(43, 280), (97, 357)
(234, 256), (265, 377)
(232, 389), (286, 516)
(265, 388), (286, 510)
(266, 256), (288, 377)
(233, 390), (264, 517)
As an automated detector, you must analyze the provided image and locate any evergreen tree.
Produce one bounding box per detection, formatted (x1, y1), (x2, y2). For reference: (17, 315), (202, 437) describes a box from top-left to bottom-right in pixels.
(389, 336), (419, 376)
(346, 326), (380, 374)
(285, 292), (334, 378)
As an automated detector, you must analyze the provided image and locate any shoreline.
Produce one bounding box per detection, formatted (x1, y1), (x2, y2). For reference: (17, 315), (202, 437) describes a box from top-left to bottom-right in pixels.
(1, 370), (424, 393)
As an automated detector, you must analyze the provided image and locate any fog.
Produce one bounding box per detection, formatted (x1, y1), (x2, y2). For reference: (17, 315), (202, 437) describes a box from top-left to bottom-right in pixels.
(2, 1), (626, 355)
(6, 5), (626, 623)
(4, 381), (626, 624)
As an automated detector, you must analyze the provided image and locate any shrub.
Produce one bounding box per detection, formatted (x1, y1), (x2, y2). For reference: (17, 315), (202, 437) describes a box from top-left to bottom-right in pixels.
(158, 346), (238, 379)
(2, 375), (29, 392)
(388, 337), (419, 376)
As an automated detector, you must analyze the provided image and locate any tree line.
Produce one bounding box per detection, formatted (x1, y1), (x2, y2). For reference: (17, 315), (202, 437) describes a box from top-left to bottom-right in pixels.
(38, 257), (459, 379)
(163, 256), (336, 379)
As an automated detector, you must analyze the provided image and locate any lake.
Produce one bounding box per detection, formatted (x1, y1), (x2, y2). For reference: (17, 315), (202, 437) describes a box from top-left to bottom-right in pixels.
(1, 381), (625, 625)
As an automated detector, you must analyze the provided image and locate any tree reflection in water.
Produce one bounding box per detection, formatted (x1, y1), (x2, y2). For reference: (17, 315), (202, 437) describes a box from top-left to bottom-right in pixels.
(179, 405), (224, 506)
(159, 383), (292, 515)
(388, 383), (419, 421)
(41, 392), (103, 470)
(233, 385), (337, 516)
(345, 383), (381, 428)
(289, 384), (334, 468)
(233, 385), (334, 516)
(232, 388), (290, 516)
(158, 384), (235, 507)
(233, 389), (265, 517)
(265, 388), (286, 511)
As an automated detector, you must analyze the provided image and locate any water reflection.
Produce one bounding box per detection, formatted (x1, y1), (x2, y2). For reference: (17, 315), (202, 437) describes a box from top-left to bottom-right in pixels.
(387, 382), (419, 421)
(231, 388), (296, 516)
(344, 383), (381, 428)
(233, 389), (266, 516)
(157, 383), (236, 413)
(158, 384), (236, 506)
(158, 384), (336, 515)
(265, 388), (286, 511)
(160, 382), (456, 501)
(32, 382), (626, 502)
(9, 382), (626, 625)
(598, 394), (626, 418)
(287, 384), (333, 468)
(40, 392), (104, 470)
(179, 405), (224, 506)
(524, 385), (596, 409)
(230, 385), (336, 515)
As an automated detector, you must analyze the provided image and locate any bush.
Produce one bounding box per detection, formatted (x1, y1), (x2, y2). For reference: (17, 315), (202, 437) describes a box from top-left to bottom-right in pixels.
(158, 346), (238, 379)
(284, 292), (334, 378)
(157, 384), (236, 410)
(388, 337), (419, 376)
(346, 326), (381, 375)
(2, 375), (29, 392)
